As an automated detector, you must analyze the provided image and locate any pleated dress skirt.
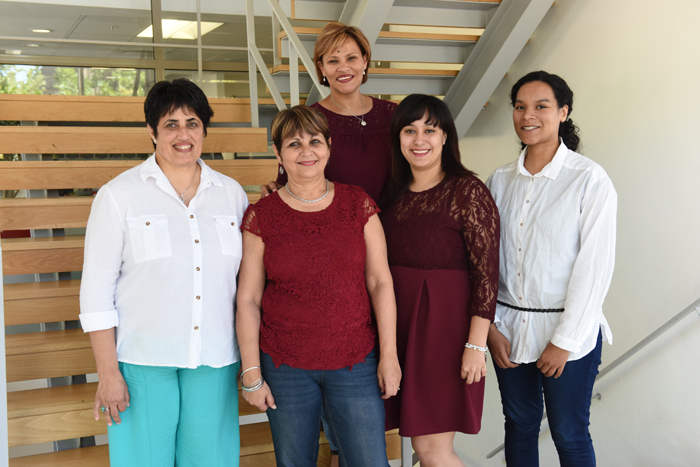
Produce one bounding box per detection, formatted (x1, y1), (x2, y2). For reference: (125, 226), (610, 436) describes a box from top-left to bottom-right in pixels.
(384, 266), (485, 437)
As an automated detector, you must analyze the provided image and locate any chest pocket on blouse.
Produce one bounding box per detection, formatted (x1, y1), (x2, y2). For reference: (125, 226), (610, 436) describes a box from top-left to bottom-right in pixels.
(214, 215), (242, 257)
(127, 215), (172, 264)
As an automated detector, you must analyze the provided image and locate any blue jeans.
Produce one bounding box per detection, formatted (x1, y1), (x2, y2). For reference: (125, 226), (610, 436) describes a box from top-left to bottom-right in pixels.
(261, 349), (388, 467)
(493, 332), (602, 467)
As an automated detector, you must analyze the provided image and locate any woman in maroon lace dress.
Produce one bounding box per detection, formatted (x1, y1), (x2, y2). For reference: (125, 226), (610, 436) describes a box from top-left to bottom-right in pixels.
(263, 22), (396, 204)
(237, 105), (401, 467)
(381, 95), (500, 466)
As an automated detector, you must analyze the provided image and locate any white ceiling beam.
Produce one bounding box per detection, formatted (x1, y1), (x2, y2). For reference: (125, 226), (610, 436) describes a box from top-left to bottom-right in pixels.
(443, 0), (554, 139)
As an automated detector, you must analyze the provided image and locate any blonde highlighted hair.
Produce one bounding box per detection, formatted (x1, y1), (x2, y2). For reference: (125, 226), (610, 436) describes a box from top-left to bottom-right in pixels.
(313, 22), (371, 87)
(271, 105), (331, 150)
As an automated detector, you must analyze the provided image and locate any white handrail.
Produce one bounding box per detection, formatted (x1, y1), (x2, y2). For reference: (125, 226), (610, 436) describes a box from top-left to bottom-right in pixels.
(246, 0), (329, 121)
(486, 296), (700, 459)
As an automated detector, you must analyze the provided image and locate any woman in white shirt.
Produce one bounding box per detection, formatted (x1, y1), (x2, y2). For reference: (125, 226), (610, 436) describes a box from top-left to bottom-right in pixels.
(79, 79), (248, 467)
(486, 71), (616, 467)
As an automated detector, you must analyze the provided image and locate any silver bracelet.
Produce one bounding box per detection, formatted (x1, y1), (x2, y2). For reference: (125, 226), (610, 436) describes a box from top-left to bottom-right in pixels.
(465, 342), (488, 355)
(239, 366), (261, 381)
(241, 378), (264, 392)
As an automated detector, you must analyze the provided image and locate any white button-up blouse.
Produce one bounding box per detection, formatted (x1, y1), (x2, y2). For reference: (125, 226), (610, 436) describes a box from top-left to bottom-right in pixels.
(486, 141), (617, 363)
(79, 155), (248, 369)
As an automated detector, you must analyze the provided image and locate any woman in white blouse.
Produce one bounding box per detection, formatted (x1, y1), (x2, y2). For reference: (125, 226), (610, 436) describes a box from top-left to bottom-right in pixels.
(79, 79), (248, 466)
(486, 71), (616, 467)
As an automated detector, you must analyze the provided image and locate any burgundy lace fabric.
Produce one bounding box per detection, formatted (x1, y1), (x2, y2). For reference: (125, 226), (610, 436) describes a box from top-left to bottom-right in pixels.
(241, 183), (379, 370)
(276, 97), (397, 203)
(382, 175), (500, 320)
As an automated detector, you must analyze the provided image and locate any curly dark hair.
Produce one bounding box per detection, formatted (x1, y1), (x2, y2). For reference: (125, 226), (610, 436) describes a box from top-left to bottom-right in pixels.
(144, 79), (214, 149)
(510, 71), (580, 152)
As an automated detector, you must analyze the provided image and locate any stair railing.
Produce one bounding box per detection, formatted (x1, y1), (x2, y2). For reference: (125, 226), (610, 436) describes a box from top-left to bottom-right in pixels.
(245, 0), (329, 127)
(486, 296), (700, 459)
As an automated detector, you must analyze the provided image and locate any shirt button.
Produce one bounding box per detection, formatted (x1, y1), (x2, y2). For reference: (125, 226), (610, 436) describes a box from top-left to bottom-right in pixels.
(523, 319), (526, 323)
(231, 222), (235, 226)
(196, 267), (201, 271)
(190, 215), (194, 219)
(518, 248), (522, 251)
(145, 222), (150, 226)
(520, 223), (523, 226)
(526, 200), (530, 203)
(519, 297), (523, 300)
(195, 239), (200, 244)
(518, 273), (521, 276)
(196, 295), (201, 300)
(194, 326), (199, 330)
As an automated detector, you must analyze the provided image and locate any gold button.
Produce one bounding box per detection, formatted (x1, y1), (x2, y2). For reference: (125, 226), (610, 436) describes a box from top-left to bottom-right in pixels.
(520, 223), (523, 226)
(231, 222), (235, 226)
(190, 215), (194, 219)
(146, 222), (150, 226)
(519, 297), (523, 300)
(196, 267), (201, 271)
(526, 200), (530, 203)
(195, 239), (200, 244)
(518, 248), (522, 251)
(196, 296), (201, 300)
(194, 326), (199, 330)
(518, 273), (521, 276)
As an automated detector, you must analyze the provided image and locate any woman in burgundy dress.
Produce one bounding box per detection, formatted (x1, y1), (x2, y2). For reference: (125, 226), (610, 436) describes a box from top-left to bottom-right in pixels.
(380, 94), (500, 466)
(237, 105), (401, 467)
(263, 22), (396, 204)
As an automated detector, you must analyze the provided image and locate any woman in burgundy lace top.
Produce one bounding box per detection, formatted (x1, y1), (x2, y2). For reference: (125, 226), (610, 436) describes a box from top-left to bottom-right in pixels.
(263, 22), (397, 205)
(236, 106), (401, 467)
(380, 95), (500, 466)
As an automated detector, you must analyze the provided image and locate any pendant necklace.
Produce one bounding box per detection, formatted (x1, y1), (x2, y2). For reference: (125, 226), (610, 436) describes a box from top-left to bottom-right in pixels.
(169, 164), (200, 203)
(286, 179), (330, 203)
(330, 94), (366, 127)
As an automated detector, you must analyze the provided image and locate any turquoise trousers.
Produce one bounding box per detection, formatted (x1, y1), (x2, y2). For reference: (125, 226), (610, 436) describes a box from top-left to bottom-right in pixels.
(107, 361), (240, 467)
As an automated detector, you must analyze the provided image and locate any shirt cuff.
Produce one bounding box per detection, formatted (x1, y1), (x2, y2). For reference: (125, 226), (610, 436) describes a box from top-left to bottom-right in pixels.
(550, 332), (584, 353)
(79, 310), (119, 332)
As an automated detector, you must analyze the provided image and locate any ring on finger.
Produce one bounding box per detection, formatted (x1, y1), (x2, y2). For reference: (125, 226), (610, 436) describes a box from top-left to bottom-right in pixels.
(100, 406), (109, 413)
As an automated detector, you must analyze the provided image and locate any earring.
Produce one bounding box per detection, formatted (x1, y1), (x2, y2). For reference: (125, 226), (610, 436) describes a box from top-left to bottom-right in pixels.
(323, 76), (327, 84)
(152, 139), (156, 144)
(279, 165), (284, 175)
(363, 70), (366, 75)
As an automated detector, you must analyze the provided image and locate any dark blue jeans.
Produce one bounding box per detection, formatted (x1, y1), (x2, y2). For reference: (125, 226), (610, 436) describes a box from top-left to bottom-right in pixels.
(493, 332), (602, 467)
(261, 349), (388, 467)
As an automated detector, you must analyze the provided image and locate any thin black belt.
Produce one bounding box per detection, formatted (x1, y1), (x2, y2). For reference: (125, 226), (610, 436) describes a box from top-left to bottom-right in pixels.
(497, 300), (564, 313)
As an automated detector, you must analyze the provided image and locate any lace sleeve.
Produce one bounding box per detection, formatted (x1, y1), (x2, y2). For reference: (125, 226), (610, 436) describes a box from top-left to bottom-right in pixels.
(456, 177), (500, 321)
(360, 191), (381, 225)
(241, 204), (262, 237)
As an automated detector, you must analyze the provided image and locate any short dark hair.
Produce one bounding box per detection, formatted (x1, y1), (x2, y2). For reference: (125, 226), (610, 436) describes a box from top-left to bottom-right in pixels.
(510, 71), (580, 152)
(144, 79), (214, 147)
(270, 105), (331, 151)
(380, 94), (474, 210)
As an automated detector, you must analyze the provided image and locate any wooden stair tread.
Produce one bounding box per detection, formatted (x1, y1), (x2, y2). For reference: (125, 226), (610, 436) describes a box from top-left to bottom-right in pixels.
(9, 444), (109, 467)
(8, 383), (97, 419)
(279, 27), (481, 42)
(0, 94), (252, 123)
(0, 127), (267, 154)
(3, 279), (81, 301)
(1, 235), (85, 252)
(6, 329), (91, 356)
(270, 64), (459, 77)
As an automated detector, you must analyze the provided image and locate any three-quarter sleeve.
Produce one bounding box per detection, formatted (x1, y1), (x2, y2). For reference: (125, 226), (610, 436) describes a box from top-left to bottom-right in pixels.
(552, 174), (617, 352)
(458, 177), (500, 321)
(79, 186), (124, 332)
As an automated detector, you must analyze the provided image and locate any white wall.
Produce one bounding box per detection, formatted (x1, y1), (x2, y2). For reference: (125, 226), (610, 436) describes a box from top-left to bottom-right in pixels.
(456, 0), (700, 465)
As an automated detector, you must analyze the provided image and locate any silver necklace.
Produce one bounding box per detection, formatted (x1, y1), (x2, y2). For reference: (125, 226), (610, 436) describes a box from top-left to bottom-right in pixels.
(330, 94), (366, 126)
(285, 179), (330, 203)
(169, 164), (199, 203)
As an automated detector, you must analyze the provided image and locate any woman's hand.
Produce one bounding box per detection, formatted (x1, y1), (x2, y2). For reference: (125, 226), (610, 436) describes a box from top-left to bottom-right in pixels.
(487, 324), (519, 370)
(536, 342), (570, 378)
(260, 181), (282, 198)
(461, 347), (487, 384)
(242, 381), (277, 412)
(93, 369), (130, 426)
(377, 353), (402, 400)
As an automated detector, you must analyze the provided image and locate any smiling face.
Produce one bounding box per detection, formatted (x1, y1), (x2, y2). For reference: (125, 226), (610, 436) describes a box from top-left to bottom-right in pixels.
(512, 81), (568, 150)
(399, 113), (447, 174)
(318, 37), (368, 96)
(274, 132), (331, 183)
(148, 106), (204, 171)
